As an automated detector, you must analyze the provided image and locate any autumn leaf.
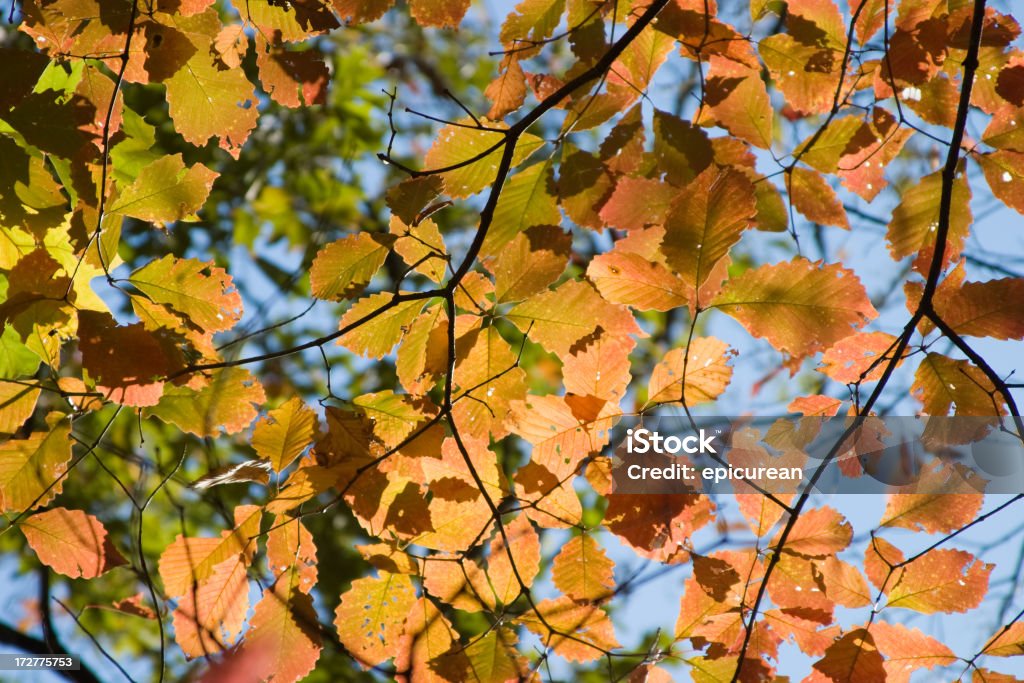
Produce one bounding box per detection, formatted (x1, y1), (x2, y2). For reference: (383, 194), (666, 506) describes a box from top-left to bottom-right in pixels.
(774, 505), (852, 557)
(519, 596), (619, 662)
(812, 628), (886, 683)
(245, 580), (322, 682)
(485, 58), (527, 120)
(660, 166), (756, 302)
(172, 556), (249, 658)
(21, 507), (126, 579)
(978, 150), (1024, 214)
(78, 311), (183, 407)
(491, 225), (570, 303)
(927, 269), (1024, 340)
(588, 251), (688, 312)
(604, 493), (715, 564)
(711, 258), (877, 359)
(164, 23), (259, 157)
(159, 505), (261, 597)
(336, 293), (428, 359)
(646, 336), (734, 407)
(982, 622), (1024, 657)
(108, 154), (218, 225)
(0, 382), (40, 436)
(423, 119), (543, 198)
(310, 233), (395, 300)
(253, 396), (318, 472)
(912, 353), (1004, 440)
(880, 463), (984, 534)
(886, 169), (972, 274)
(696, 55), (773, 149)
(144, 368), (266, 437)
(390, 215), (448, 284)
(552, 534), (615, 603)
(256, 42), (329, 108)
(870, 621), (957, 682)
(486, 159), (561, 255)
(818, 331), (900, 383)
(507, 279), (642, 359)
(0, 418), (72, 514)
(562, 332), (634, 403)
(788, 167), (850, 230)
(886, 549), (992, 614)
(335, 571), (417, 666)
(128, 255), (243, 333)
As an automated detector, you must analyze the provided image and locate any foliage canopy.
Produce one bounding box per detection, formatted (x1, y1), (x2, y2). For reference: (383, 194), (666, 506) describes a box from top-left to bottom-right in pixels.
(2, 0), (1024, 680)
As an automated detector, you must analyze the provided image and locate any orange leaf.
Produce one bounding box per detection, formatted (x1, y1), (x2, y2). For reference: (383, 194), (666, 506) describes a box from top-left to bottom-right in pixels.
(485, 58), (527, 120)
(661, 166), (756, 304)
(604, 493), (714, 564)
(21, 507), (125, 579)
(159, 505), (261, 597)
(869, 621), (956, 682)
(789, 167), (850, 230)
(711, 258), (877, 360)
(519, 596), (619, 663)
(812, 628), (886, 683)
(172, 557), (249, 658)
(588, 251), (688, 312)
(886, 548), (992, 614)
(886, 169), (972, 275)
(647, 336), (734, 407)
(552, 534), (615, 602)
(775, 505), (852, 557)
(245, 579), (322, 682)
(818, 331), (900, 384)
(507, 279), (642, 359)
(982, 622), (1024, 657)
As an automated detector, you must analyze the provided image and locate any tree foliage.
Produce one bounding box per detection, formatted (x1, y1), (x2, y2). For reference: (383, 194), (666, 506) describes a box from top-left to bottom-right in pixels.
(2, 0), (1024, 680)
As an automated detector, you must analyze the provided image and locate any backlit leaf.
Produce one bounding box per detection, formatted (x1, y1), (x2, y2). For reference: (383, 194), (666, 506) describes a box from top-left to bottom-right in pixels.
(335, 572), (417, 666)
(647, 337), (734, 407)
(507, 279), (641, 359)
(21, 507), (126, 579)
(886, 549), (992, 614)
(310, 233), (394, 300)
(812, 628), (886, 683)
(336, 293), (427, 359)
(0, 418), (72, 514)
(552, 534), (615, 603)
(128, 255), (243, 333)
(145, 368), (266, 437)
(253, 396), (318, 472)
(424, 119), (543, 198)
(887, 170), (972, 274)
(108, 154), (218, 225)
(711, 258), (877, 359)
(245, 580), (322, 682)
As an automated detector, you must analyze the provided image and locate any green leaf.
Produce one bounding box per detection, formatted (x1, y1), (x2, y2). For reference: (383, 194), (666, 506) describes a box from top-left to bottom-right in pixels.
(0, 417), (72, 514)
(423, 119), (544, 198)
(128, 255), (242, 332)
(108, 154), (218, 225)
(485, 159), (561, 256)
